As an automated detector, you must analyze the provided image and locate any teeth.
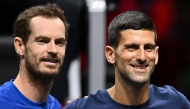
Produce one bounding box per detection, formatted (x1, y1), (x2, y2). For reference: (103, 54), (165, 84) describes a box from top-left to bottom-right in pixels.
(134, 66), (146, 69)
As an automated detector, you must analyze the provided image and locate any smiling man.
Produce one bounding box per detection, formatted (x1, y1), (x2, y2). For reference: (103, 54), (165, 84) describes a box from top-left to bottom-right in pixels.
(64, 11), (190, 109)
(0, 3), (69, 109)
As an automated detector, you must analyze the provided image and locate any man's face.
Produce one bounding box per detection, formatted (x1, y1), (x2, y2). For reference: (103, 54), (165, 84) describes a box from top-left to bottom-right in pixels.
(114, 29), (158, 84)
(24, 16), (66, 77)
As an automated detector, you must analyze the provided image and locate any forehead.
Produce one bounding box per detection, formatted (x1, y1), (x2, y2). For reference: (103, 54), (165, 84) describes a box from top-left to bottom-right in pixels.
(119, 29), (155, 45)
(29, 16), (65, 39)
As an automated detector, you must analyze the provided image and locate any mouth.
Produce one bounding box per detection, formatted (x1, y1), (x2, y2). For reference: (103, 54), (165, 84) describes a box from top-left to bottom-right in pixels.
(131, 65), (148, 69)
(130, 64), (149, 72)
(41, 58), (59, 63)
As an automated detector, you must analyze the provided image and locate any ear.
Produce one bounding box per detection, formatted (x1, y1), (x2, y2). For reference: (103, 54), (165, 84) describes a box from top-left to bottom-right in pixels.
(14, 37), (25, 56)
(105, 46), (115, 64)
(155, 46), (159, 65)
(65, 41), (67, 47)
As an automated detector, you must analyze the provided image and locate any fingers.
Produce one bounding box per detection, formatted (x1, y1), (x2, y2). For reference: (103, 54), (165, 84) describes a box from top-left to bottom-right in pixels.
(84, 96), (88, 98)
(66, 100), (72, 105)
(66, 96), (88, 105)
(74, 97), (79, 100)
(66, 97), (79, 105)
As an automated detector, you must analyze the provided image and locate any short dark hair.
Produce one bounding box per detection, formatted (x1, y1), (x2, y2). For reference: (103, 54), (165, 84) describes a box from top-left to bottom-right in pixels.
(13, 3), (69, 45)
(108, 10), (157, 49)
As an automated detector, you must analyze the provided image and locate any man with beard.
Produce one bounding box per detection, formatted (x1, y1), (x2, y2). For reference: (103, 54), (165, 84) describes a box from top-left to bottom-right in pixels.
(64, 11), (190, 109)
(0, 3), (69, 109)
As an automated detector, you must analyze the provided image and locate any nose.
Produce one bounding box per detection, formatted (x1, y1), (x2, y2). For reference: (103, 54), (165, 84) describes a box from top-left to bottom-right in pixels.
(47, 42), (58, 55)
(136, 48), (146, 63)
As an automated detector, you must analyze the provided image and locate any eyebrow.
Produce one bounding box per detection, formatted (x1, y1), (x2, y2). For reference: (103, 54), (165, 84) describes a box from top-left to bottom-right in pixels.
(144, 43), (156, 47)
(34, 35), (48, 40)
(124, 43), (156, 47)
(34, 35), (66, 41)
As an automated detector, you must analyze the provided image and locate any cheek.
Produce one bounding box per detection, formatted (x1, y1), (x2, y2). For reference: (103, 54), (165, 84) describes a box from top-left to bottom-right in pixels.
(121, 52), (135, 61)
(27, 45), (41, 54)
(27, 49), (43, 62)
(32, 50), (42, 57)
(146, 53), (157, 62)
(58, 48), (66, 57)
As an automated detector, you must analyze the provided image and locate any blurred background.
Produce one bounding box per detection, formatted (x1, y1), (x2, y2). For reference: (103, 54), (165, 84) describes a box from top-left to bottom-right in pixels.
(0, 0), (190, 107)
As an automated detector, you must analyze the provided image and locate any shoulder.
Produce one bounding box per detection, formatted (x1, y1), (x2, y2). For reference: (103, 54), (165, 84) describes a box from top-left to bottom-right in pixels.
(0, 80), (13, 97)
(150, 84), (190, 108)
(47, 95), (62, 109)
(0, 80), (18, 109)
(0, 80), (21, 108)
(150, 84), (186, 98)
(64, 90), (107, 109)
(0, 80), (12, 89)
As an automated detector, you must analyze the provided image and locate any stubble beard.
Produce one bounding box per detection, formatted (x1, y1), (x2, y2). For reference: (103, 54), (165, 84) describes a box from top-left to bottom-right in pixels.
(115, 53), (154, 87)
(25, 52), (63, 88)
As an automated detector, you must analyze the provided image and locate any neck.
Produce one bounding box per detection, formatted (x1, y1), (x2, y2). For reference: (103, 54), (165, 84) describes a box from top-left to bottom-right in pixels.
(13, 67), (53, 103)
(108, 73), (149, 105)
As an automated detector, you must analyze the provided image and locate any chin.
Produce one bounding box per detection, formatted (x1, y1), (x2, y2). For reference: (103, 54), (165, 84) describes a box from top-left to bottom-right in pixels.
(43, 70), (59, 75)
(136, 79), (149, 84)
(132, 76), (148, 82)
